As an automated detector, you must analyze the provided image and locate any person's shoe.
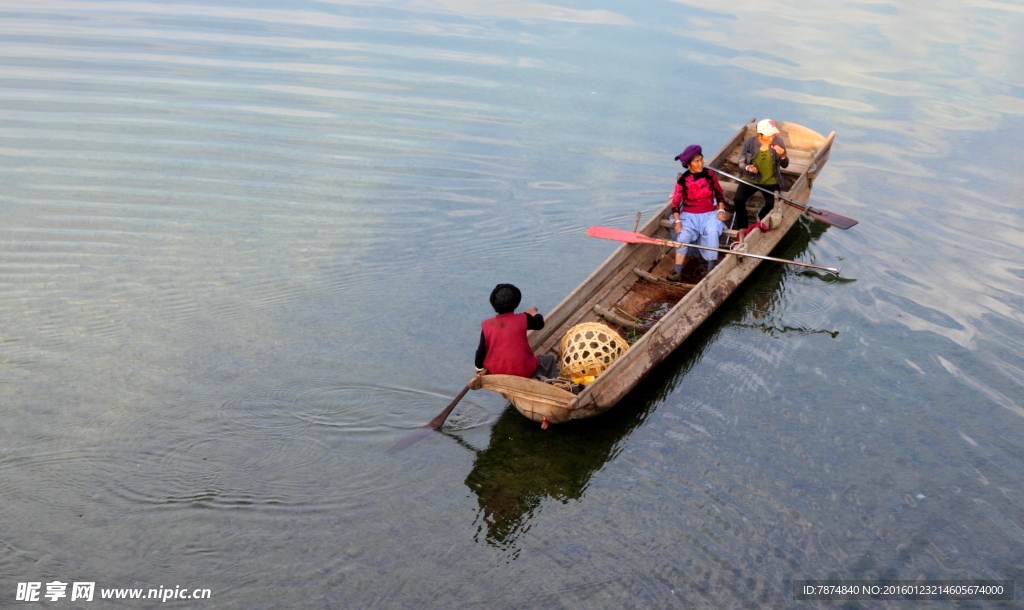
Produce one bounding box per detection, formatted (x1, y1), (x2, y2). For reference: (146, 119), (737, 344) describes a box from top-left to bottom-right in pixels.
(666, 272), (682, 282)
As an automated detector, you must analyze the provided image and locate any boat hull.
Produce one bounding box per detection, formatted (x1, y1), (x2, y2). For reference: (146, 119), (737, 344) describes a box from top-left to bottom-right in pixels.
(477, 120), (836, 424)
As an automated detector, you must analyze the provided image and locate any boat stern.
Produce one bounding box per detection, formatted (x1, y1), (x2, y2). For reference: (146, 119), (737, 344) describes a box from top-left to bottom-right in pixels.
(474, 374), (577, 424)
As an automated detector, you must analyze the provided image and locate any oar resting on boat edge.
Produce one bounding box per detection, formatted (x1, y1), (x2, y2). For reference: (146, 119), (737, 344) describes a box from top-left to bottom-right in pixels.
(586, 226), (842, 276)
(706, 166), (858, 230)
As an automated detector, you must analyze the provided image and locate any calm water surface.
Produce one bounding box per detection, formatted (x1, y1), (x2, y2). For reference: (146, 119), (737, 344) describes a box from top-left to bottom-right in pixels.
(2, 0), (1023, 608)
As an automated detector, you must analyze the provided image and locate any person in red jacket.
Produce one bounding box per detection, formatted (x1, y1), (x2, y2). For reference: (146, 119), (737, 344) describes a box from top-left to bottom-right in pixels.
(474, 284), (559, 379)
(667, 144), (728, 281)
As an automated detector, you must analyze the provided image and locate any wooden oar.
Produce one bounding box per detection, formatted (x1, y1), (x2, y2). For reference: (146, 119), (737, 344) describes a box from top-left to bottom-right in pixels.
(427, 383), (472, 429)
(586, 226), (842, 276)
(707, 166), (858, 229)
(386, 382), (473, 454)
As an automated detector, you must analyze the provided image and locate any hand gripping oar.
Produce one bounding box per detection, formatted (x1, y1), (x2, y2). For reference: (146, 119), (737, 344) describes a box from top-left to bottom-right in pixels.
(707, 166), (858, 230)
(386, 381), (473, 454)
(586, 226), (841, 276)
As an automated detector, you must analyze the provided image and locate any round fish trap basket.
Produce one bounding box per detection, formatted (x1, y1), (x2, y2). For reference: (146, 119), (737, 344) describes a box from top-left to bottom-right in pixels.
(559, 322), (629, 382)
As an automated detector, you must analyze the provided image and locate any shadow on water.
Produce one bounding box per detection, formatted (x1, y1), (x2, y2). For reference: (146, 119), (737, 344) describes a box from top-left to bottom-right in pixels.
(464, 216), (840, 550)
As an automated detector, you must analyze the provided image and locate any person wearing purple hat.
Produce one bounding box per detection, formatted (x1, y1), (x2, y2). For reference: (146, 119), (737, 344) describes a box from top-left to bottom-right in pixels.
(731, 119), (789, 231)
(666, 145), (727, 281)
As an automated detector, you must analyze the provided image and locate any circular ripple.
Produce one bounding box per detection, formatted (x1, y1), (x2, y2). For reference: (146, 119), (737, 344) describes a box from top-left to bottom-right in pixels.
(661, 400), (732, 444)
(19, 381), (492, 515)
(216, 379), (492, 434)
(777, 284), (837, 317)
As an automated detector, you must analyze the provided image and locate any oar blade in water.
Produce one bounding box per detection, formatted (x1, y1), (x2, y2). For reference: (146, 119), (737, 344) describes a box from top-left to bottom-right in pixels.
(387, 382), (473, 454)
(386, 426), (434, 454)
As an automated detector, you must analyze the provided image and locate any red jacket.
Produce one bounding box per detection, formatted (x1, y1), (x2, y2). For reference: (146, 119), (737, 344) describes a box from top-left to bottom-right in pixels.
(481, 313), (539, 377)
(671, 169), (725, 215)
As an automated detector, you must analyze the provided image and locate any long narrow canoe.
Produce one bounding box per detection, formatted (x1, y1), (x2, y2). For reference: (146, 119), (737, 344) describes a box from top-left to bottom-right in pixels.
(469, 119), (837, 424)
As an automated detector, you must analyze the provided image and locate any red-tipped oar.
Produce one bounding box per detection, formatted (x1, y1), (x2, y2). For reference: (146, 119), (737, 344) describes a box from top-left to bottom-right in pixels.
(707, 166), (858, 230)
(586, 226), (841, 276)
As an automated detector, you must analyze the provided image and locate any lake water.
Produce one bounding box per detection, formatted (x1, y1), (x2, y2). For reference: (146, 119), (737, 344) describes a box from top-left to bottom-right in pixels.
(2, 0), (1023, 608)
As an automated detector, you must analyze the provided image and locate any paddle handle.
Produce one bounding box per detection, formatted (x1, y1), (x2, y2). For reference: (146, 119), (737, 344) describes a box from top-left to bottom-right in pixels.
(707, 166), (858, 229)
(652, 235), (840, 275)
(707, 166), (806, 210)
(586, 226), (841, 275)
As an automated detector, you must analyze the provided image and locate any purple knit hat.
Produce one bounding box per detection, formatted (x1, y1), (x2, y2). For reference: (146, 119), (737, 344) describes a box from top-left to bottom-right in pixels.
(674, 144), (702, 166)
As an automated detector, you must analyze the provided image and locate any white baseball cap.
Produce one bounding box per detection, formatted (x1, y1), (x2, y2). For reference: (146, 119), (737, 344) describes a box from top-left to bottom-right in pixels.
(756, 119), (780, 136)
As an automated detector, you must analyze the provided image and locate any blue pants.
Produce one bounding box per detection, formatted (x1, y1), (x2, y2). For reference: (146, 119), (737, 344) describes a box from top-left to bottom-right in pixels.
(671, 211), (724, 262)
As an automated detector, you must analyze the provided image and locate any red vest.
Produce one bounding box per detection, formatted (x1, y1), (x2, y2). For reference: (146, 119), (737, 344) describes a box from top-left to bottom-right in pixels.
(482, 313), (538, 377)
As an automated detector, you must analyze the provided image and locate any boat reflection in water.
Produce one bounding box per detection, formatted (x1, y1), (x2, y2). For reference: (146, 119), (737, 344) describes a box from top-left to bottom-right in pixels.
(464, 394), (644, 548)
(463, 215), (842, 549)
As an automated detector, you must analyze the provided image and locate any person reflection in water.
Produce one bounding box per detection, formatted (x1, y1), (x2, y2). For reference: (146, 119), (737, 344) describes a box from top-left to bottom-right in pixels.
(474, 284), (559, 380)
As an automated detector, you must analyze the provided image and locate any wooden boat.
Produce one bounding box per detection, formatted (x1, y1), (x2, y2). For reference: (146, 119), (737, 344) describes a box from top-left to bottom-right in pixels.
(468, 119), (837, 424)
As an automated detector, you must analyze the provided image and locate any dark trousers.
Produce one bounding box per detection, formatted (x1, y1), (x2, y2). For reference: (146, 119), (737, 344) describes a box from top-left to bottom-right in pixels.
(731, 182), (780, 230)
(531, 353), (560, 381)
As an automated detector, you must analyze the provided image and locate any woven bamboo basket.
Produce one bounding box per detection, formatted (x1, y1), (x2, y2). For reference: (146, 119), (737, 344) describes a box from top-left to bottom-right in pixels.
(559, 322), (629, 384)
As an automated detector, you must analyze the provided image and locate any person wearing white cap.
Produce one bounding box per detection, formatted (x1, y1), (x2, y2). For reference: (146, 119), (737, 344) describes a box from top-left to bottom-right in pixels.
(731, 119), (789, 231)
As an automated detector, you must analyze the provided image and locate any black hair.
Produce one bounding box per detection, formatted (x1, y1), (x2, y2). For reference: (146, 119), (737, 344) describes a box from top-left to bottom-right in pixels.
(489, 283), (521, 314)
